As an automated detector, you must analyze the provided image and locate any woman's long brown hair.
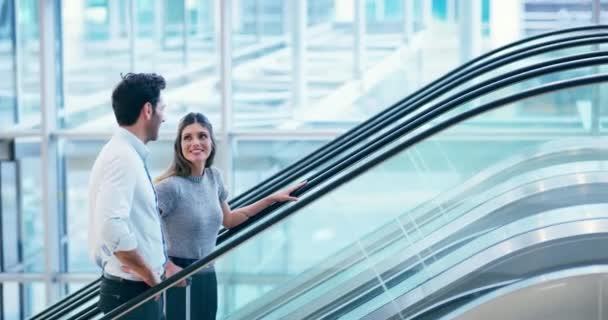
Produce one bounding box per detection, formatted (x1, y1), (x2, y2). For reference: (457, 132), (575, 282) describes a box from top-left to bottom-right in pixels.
(155, 112), (217, 184)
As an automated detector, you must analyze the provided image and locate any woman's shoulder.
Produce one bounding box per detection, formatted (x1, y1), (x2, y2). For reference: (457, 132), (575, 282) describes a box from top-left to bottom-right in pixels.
(155, 175), (183, 192)
(207, 167), (224, 179)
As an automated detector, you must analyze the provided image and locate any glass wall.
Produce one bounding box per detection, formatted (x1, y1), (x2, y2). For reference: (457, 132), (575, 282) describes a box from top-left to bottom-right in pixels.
(60, 0), (221, 130)
(0, 0), (607, 318)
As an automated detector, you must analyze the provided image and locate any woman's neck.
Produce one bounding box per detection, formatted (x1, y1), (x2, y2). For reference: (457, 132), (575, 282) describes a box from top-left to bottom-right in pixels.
(191, 163), (205, 176)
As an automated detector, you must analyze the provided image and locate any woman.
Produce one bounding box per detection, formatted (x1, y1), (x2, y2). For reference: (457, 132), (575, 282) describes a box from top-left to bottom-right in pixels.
(155, 112), (304, 319)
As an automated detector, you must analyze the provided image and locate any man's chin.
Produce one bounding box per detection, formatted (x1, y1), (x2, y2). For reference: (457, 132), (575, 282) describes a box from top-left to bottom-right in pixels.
(148, 132), (159, 141)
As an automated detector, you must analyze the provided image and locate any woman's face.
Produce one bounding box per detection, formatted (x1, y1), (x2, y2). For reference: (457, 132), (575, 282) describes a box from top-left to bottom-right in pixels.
(181, 123), (213, 166)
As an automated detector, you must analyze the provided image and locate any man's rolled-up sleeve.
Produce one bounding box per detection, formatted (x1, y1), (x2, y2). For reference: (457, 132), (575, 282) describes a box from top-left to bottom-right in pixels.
(95, 156), (138, 254)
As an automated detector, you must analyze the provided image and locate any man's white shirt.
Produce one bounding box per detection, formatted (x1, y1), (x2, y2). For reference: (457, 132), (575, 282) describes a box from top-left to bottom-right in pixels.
(88, 128), (166, 280)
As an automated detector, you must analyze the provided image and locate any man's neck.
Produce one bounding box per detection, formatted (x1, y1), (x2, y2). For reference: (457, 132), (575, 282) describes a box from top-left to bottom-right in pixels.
(121, 125), (148, 144)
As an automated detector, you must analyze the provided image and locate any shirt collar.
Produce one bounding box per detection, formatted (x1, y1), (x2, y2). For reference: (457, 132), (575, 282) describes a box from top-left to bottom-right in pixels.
(115, 127), (149, 161)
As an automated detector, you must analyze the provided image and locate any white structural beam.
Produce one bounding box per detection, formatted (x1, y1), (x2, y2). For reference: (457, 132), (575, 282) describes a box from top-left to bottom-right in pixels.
(447, 0), (457, 23)
(291, 0), (308, 111)
(154, 0), (165, 68)
(39, 0), (62, 304)
(422, 0), (433, 29)
(108, 0), (121, 40)
(375, 0), (384, 20)
(459, 0), (482, 63)
(592, 0), (600, 134)
(12, 0), (21, 123)
(218, 0), (234, 187)
(183, 0), (190, 66)
(354, 0), (366, 78)
(403, 0), (414, 43)
(489, 0), (521, 49)
(593, 0), (600, 24)
(198, 0), (207, 36)
(128, 0), (137, 71)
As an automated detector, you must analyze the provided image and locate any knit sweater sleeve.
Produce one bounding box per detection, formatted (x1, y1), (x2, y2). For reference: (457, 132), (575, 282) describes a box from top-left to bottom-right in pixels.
(155, 178), (178, 217)
(211, 167), (229, 202)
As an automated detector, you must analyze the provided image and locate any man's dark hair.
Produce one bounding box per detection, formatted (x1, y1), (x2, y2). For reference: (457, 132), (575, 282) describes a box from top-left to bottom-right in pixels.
(111, 73), (166, 126)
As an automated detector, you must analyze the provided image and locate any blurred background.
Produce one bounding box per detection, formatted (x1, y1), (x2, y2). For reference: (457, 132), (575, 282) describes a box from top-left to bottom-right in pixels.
(0, 0), (606, 318)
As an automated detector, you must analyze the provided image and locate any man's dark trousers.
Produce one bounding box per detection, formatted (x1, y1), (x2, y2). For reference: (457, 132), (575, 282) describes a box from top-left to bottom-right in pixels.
(98, 275), (162, 320)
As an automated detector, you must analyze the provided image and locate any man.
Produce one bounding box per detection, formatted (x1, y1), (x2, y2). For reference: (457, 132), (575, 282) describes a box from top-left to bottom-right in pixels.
(88, 73), (181, 319)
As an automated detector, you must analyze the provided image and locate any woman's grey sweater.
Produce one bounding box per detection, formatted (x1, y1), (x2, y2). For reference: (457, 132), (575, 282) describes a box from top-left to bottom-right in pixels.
(155, 167), (228, 260)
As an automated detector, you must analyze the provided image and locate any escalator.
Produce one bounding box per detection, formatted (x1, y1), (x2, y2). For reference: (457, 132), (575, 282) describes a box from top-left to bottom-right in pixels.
(33, 25), (608, 319)
(375, 203), (608, 320)
(436, 266), (608, 320)
(226, 141), (608, 319)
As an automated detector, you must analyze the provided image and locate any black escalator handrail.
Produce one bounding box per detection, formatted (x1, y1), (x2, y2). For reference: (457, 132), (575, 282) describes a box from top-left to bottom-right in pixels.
(46, 289), (100, 320)
(227, 32), (608, 214)
(70, 303), (99, 320)
(218, 37), (608, 242)
(409, 281), (516, 320)
(30, 279), (101, 320)
(43, 28), (607, 320)
(228, 25), (608, 209)
(99, 71), (608, 320)
(297, 54), (608, 193)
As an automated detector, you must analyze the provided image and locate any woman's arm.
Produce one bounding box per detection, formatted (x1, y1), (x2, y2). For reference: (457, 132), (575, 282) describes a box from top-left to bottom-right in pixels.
(222, 182), (306, 228)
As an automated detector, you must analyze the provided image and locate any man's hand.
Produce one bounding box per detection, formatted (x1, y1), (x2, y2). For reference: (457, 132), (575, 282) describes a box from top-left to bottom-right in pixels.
(120, 265), (161, 287)
(165, 260), (188, 287)
(115, 250), (163, 300)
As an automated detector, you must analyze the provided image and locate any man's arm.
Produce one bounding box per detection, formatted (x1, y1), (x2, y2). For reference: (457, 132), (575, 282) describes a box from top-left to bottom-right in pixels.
(115, 250), (162, 287)
(96, 156), (158, 283)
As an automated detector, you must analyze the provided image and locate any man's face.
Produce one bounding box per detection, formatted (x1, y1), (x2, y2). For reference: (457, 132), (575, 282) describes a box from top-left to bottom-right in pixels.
(146, 95), (166, 142)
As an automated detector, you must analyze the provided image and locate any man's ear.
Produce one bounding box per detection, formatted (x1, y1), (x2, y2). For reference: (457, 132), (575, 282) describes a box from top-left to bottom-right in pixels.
(142, 102), (153, 120)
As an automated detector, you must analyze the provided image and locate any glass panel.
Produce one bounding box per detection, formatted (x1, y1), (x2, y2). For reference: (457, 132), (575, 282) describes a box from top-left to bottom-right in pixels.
(449, 66), (606, 133)
(457, 45), (608, 118)
(64, 139), (174, 272)
(0, 0), (16, 127)
(60, 0), (130, 129)
(125, 0), (222, 132)
(230, 0), (603, 135)
(16, 0), (40, 128)
(3, 282), (20, 320)
(232, 139), (328, 194)
(60, 0), (220, 131)
(601, 84), (608, 131)
(522, 0), (593, 35)
(184, 81), (608, 319)
(67, 282), (86, 295)
(391, 34), (608, 135)
(232, 56), (608, 212)
(360, 44), (608, 156)
(231, 0), (427, 130)
(22, 282), (45, 319)
(230, 0), (290, 129)
(1, 161), (20, 272)
(64, 140), (101, 273)
(16, 141), (43, 273)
